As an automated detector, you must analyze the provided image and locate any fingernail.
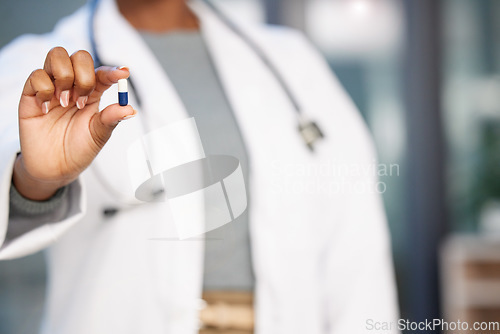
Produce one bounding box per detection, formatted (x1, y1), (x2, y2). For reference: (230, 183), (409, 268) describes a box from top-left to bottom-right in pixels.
(76, 96), (88, 110)
(122, 114), (136, 121)
(42, 101), (50, 114)
(118, 66), (129, 71)
(60, 90), (70, 108)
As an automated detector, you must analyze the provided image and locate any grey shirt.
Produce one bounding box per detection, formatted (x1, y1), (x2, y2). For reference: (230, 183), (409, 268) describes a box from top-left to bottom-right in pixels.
(7, 183), (70, 241)
(140, 30), (254, 291)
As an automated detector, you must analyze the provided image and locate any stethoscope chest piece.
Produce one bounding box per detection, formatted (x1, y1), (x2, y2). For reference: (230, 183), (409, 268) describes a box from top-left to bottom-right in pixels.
(298, 119), (324, 152)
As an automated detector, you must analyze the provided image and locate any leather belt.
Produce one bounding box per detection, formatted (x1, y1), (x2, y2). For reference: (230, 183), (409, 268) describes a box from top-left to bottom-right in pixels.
(199, 291), (254, 334)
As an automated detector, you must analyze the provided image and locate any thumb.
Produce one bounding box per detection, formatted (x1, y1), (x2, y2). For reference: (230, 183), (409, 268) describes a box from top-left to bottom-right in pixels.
(89, 103), (136, 148)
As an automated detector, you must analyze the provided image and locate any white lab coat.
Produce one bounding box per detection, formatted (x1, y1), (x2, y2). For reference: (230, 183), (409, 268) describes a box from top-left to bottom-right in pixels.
(0, 0), (399, 333)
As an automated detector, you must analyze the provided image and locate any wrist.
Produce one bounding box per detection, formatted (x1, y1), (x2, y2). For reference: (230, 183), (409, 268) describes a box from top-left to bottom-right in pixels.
(12, 155), (70, 201)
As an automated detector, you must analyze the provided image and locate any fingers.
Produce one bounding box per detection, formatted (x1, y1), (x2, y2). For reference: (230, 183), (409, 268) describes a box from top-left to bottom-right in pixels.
(70, 50), (96, 109)
(43, 47), (74, 107)
(22, 69), (55, 116)
(22, 47), (129, 118)
(43, 47), (96, 110)
(88, 66), (129, 104)
(89, 104), (136, 148)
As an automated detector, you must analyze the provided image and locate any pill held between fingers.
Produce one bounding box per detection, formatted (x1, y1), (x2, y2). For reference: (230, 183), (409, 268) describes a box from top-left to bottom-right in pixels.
(118, 78), (128, 106)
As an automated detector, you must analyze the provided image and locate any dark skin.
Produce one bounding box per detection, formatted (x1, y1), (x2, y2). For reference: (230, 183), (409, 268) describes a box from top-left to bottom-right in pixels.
(13, 0), (198, 200)
(118, 0), (199, 32)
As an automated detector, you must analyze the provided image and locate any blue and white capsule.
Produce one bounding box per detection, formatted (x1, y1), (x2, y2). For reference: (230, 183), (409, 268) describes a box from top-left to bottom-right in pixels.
(118, 78), (128, 106)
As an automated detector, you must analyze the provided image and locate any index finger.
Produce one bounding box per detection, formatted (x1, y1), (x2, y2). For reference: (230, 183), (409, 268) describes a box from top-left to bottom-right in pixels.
(88, 66), (129, 104)
(43, 47), (74, 100)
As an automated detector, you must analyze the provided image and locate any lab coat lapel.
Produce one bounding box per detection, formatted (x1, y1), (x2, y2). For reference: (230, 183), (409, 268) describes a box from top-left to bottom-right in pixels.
(94, 0), (188, 124)
(92, 1), (205, 332)
(91, 0), (196, 201)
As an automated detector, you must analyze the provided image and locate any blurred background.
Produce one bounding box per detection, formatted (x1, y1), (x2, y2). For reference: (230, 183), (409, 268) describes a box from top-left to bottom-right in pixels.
(1, 0), (500, 333)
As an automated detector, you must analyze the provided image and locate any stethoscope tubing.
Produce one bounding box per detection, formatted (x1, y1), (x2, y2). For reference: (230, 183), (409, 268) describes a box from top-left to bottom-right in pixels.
(87, 0), (325, 216)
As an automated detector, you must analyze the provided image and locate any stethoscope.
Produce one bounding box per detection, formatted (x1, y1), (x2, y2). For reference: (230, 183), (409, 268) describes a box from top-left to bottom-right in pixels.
(88, 0), (325, 216)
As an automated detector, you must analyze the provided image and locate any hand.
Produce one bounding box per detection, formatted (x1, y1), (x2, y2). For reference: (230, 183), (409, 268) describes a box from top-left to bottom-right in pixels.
(13, 47), (136, 201)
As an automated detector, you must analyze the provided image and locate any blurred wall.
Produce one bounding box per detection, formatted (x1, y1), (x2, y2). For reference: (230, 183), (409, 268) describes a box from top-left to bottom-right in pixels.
(0, 0), (86, 48)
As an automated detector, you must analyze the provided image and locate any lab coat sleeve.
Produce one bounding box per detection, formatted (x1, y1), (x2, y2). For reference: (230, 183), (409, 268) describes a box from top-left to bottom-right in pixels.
(0, 35), (86, 260)
(266, 29), (400, 333)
